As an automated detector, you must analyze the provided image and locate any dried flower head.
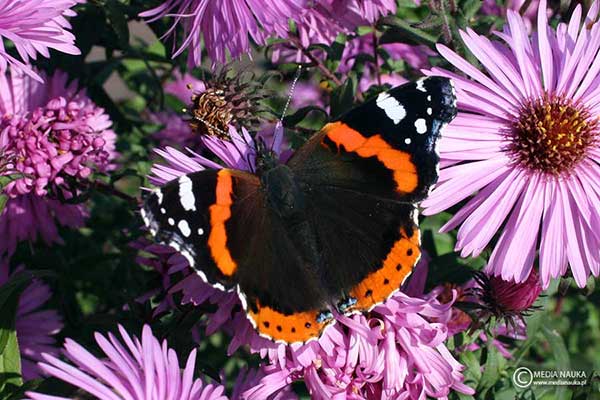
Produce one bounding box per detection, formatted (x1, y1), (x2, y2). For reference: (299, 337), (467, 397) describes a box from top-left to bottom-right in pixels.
(187, 67), (271, 140)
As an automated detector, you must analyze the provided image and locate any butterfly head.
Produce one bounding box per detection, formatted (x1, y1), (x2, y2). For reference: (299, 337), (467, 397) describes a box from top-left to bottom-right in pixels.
(254, 136), (281, 175)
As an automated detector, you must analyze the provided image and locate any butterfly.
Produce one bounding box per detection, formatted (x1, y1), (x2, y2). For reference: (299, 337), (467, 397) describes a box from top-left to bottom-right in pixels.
(141, 76), (457, 343)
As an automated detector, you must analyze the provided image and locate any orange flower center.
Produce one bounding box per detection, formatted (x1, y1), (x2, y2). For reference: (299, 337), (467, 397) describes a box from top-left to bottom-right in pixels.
(509, 95), (598, 175)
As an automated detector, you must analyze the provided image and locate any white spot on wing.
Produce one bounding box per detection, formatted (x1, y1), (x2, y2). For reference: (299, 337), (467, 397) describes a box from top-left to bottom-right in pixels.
(427, 107), (432, 115)
(427, 95), (432, 101)
(178, 175), (196, 211)
(154, 189), (163, 205)
(160, 208), (166, 214)
(416, 79), (426, 92)
(178, 220), (191, 237)
(197, 228), (204, 235)
(376, 92), (406, 124)
(415, 119), (427, 134)
(168, 218), (175, 226)
(404, 138), (411, 145)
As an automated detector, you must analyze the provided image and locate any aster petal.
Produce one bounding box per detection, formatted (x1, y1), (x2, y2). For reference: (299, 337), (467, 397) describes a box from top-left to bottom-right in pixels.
(38, 353), (122, 400)
(426, 66), (514, 119)
(460, 29), (525, 102)
(455, 168), (527, 257)
(505, 10), (542, 96)
(538, 180), (568, 287)
(487, 174), (544, 282)
(557, 181), (590, 287)
(536, 0), (555, 91)
(422, 157), (509, 215)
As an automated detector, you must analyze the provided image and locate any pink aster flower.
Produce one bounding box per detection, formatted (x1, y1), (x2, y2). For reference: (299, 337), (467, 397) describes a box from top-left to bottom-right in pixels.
(140, 0), (303, 66)
(423, 0), (600, 288)
(26, 324), (228, 400)
(0, 0), (81, 82)
(241, 290), (474, 399)
(0, 260), (62, 380)
(163, 253), (473, 399)
(0, 68), (117, 256)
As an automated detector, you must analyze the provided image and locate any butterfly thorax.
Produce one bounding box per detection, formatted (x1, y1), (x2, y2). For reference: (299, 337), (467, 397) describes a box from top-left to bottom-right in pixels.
(261, 164), (306, 222)
(255, 139), (280, 176)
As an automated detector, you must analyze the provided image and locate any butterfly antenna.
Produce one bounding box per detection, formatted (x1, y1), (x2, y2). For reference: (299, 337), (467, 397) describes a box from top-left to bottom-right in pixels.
(271, 65), (302, 152)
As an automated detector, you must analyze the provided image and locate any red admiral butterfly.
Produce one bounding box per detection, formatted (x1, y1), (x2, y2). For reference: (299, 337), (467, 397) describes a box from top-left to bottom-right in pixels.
(141, 76), (457, 343)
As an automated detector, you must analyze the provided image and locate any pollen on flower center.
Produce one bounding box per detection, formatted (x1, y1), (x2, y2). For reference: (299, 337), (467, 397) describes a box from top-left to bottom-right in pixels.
(509, 95), (598, 175)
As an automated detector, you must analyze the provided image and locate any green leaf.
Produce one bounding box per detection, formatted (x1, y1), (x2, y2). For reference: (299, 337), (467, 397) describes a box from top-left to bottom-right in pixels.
(460, 350), (483, 382)
(0, 196), (6, 216)
(541, 325), (570, 370)
(541, 325), (571, 400)
(105, 1), (130, 48)
(1, 378), (42, 400)
(462, 0), (483, 20)
(0, 332), (21, 393)
(0, 175), (23, 191)
(330, 78), (356, 119)
(0, 270), (37, 392)
(379, 16), (438, 48)
(478, 342), (502, 395)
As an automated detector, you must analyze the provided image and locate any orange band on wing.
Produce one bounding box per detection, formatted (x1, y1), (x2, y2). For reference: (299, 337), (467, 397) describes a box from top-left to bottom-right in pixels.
(207, 169), (237, 276)
(248, 302), (333, 343)
(324, 122), (418, 193)
(348, 227), (420, 311)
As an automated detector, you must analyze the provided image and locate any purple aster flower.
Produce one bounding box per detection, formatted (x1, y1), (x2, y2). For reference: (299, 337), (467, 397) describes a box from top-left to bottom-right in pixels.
(0, 68), (117, 256)
(0, 194), (87, 257)
(140, 0), (304, 66)
(0, 260), (62, 380)
(423, 0), (600, 288)
(272, 0), (397, 63)
(0, 0), (81, 82)
(26, 324), (228, 400)
(481, 269), (542, 315)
